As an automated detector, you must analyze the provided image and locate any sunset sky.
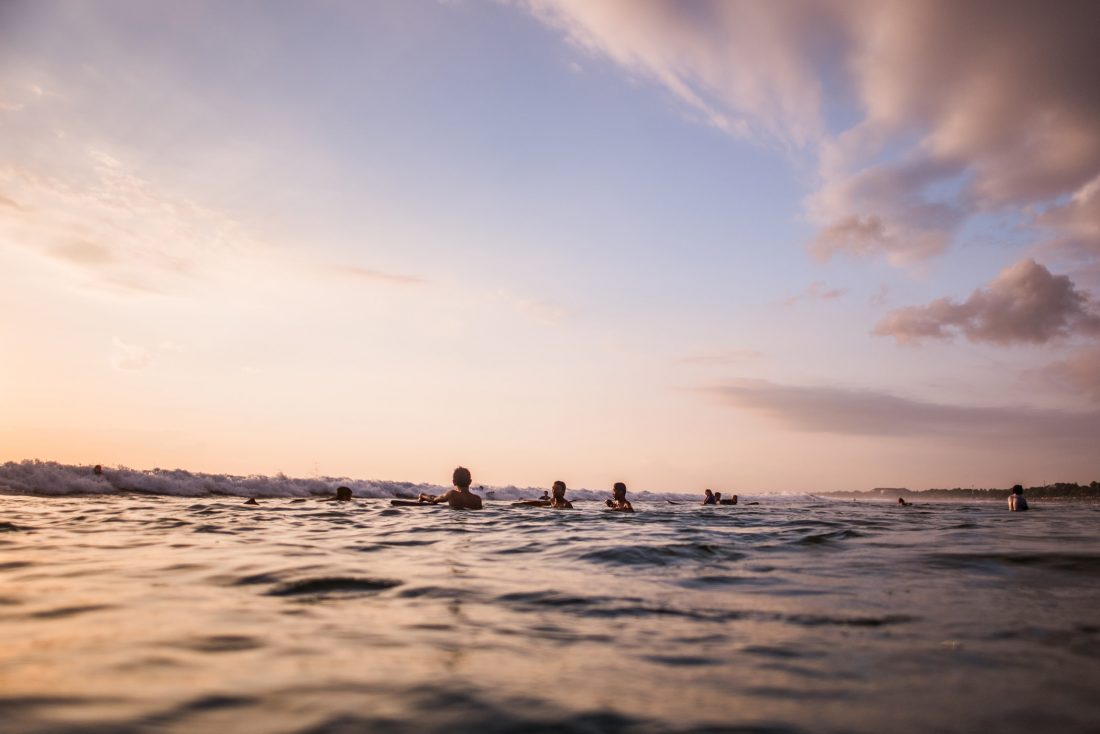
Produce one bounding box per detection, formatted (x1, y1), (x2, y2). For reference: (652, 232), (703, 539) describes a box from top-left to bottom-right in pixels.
(2, 1), (1098, 492)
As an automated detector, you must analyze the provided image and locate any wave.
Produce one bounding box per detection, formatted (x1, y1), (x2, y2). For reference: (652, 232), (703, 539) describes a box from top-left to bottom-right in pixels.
(0, 460), (716, 502)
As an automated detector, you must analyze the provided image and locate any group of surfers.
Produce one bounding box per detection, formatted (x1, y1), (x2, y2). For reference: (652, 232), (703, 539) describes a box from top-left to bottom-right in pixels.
(408, 467), (745, 512)
(410, 468), (637, 512)
(92, 463), (1030, 512)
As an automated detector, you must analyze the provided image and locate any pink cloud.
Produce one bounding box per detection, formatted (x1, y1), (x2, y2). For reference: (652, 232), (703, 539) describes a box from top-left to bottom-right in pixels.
(1034, 346), (1100, 403)
(873, 260), (1100, 345)
(703, 378), (1100, 445)
(522, 1), (1100, 270)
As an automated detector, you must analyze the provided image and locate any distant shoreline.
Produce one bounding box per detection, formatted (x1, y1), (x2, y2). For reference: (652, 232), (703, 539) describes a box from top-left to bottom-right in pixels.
(822, 483), (1100, 501)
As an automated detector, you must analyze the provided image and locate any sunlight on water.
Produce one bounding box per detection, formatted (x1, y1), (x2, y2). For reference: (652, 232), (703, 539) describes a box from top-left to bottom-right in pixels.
(2, 495), (1099, 733)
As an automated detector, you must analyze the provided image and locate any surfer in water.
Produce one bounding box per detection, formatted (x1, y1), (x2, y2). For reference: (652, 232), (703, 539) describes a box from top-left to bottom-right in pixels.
(514, 481), (573, 509)
(418, 467), (483, 510)
(549, 481), (573, 509)
(1008, 484), (1029, 512)
(702, 489), (716, 506)
(898, 497), (912, 507)
(326, 486), (353, 502)
(605, 482), (634, 513)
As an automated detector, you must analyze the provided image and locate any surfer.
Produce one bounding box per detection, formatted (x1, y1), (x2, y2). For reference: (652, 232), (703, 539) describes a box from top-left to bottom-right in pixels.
(719, 494), (738, 505)
(244, 497), (259, 506)
(605, 482), (634, 513)
(326, 486), (353, 502)
(513, 480), (572, 509)
(549, 481), (573, 509)
(1008, 484), (1029, 512)
(418, 467), (483, 510)
(897, 497), (912, 507)
(702, 489), (716, 505)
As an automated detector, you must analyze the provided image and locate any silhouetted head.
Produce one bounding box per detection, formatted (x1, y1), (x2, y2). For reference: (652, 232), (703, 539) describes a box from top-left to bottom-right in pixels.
(335, 486), (352, 501)
(1012, 484), (1024, 495)
(552, 481), (567, 499)
(898, 497), (905, 504)
(93, 464), (103, 476)
(453, 466), (472, 490)
(704, 489), (713, 497)
(612, 482), (627, 500)
(715, 492), (722, 500)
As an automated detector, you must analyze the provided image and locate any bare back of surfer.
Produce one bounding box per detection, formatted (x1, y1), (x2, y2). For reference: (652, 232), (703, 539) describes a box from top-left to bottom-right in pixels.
(605, 482), (634, 513)
(418, 467), (483, 510)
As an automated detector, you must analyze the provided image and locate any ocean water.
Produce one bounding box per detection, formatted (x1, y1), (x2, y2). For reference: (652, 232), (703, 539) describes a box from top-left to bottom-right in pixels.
(2, 488), (1100, 733)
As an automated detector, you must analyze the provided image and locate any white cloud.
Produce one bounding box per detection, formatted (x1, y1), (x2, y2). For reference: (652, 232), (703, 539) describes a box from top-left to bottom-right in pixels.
(111, 337), (151, 371)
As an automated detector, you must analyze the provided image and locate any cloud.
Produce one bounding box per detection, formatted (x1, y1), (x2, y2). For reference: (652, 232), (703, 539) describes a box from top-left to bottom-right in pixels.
(521, 1), (1100, 268)
(1038, 174), (1100, 260)
(0, 148), (266, 295)
(703, 378), (1100, 444)
(47, 239), (117, 266)
(1033, 347), (1100, 403)
(782, 280), (847, 307)
(522, 0), (838, 147)
(873, 259), (1100, 345)
(111, 337), (151, 371)
(324, 264), (425, 287)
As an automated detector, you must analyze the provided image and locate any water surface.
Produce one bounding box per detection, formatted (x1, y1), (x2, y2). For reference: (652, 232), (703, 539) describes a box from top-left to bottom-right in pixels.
(2, 495), (1098, 733)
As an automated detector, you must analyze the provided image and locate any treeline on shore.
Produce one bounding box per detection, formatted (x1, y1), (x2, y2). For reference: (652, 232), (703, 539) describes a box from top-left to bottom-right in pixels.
(823, 482), (1100, 500)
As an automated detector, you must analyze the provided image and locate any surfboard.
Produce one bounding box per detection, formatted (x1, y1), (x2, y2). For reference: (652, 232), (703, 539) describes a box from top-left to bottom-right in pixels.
(389, 499), (433, 507)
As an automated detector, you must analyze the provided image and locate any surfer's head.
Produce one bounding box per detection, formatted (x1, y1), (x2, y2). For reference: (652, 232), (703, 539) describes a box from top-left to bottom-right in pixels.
(453, 466), (472, 490)
(1011, 484), (1024, 495)
(93, 464), (103, 476)
(612, 482), (627, 500)
(335, 486), (352, 502)
(704, 489), (713, 497)
(715, 492), (722, 501)
(552, 481), (567, 499)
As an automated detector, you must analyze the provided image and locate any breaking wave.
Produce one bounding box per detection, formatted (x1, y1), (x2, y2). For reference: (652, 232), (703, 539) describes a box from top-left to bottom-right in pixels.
(0, 460), (701, 502)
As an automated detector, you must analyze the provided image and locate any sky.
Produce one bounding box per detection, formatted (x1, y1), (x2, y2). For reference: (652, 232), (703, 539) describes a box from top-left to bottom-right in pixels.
(1, 0), (1099, 493)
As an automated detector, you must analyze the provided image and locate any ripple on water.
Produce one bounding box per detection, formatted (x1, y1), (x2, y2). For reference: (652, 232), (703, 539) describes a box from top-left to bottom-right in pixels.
(30, 604), (114, 620)
(578, 543), (745, 567)
(925, 552), (1100, 576)
(175, 635), (264, 653)
(266, 576), (402, 597)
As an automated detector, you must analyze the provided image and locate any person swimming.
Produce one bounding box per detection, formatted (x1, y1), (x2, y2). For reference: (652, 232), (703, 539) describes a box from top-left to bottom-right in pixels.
(418, 467), (483, 510)
(325, 486), (353, 502)
(719, 493), (738, 506)
(1008, 484), (1029, 512)
(702, 489), (716, 506)
(898, 497), (912, 507)
(549, 480), (573, 509)
(605, 482), (634, 513)
(514, 480), (573, 509)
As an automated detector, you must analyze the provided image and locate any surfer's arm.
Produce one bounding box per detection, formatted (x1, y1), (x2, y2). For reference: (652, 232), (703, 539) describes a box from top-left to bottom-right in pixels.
(426, 489), (458, 505)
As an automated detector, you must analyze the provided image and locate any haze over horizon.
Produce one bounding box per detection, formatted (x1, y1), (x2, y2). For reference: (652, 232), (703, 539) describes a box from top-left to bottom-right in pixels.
(2, 1), (1099, 493)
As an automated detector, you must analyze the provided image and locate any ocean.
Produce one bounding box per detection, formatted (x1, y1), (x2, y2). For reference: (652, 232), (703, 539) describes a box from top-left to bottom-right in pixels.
(2, 463), (1100, 733)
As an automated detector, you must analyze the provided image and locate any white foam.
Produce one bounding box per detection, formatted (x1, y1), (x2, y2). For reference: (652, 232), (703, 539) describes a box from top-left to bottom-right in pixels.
(0, 460), (717, 502)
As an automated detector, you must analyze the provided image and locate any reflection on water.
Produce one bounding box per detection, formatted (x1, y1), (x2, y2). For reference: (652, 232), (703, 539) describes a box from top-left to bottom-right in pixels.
(1, 495), (1099, 733)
